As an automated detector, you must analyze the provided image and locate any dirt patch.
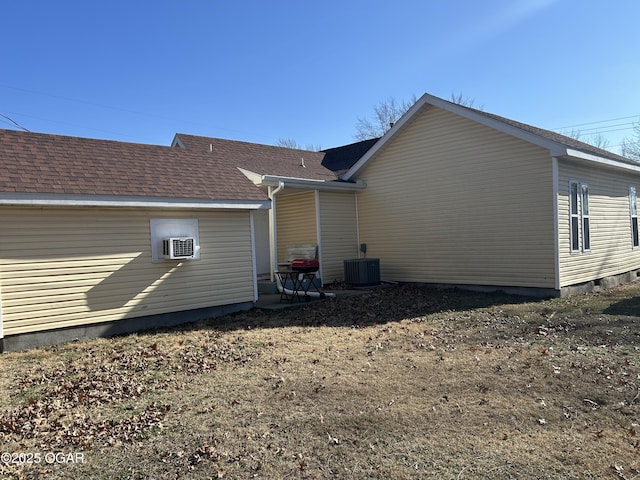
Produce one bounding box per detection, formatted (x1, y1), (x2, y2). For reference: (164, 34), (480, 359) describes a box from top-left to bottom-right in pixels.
(1, 284), (639, 479)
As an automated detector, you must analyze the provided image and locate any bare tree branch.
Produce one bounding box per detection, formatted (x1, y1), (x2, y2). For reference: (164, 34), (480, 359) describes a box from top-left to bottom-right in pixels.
(275, 137), (322, 151)
(354, 95), (418, 141)
(449, 92), (478, 108)
(621, 119), (640, 161)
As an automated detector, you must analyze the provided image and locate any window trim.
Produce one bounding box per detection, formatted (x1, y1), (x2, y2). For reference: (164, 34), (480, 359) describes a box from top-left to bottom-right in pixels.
(569, 180), (590, 254)
(581, 183), (590, 252)
(630, 185), (639, 249)
(569, 180), (580, 253)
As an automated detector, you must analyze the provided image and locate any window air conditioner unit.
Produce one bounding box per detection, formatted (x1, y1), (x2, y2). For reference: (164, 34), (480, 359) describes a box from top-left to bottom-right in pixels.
(162, 237), (195, 260)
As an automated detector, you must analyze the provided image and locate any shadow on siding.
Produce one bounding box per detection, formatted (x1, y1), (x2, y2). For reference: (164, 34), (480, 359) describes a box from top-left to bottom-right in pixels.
(85, 253), (180, 311)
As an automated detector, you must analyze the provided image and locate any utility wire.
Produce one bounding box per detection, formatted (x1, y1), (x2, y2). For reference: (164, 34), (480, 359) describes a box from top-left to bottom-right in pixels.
(0, 112), (30, 132)
(561, 126), (636, 136)
(552, 114), (640, 131)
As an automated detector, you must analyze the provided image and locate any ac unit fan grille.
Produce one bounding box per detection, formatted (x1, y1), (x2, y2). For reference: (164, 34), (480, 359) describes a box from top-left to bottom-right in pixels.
(163, 238), (195, 258)
(344, 258), (380, 286)
(173, 238), (194, 257)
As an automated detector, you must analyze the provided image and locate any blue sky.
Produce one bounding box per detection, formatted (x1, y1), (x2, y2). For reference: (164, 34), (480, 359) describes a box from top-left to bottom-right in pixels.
(2, 0), (639, 153)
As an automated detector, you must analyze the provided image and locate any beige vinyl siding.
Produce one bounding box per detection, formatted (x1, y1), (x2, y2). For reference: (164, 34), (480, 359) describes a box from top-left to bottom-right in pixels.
(0, 207), (255, 336)
(319, 191), (358, 282)
(557, 158), (640, 286)
(276, 192), (318, 264)
(354, 105), (556, 288)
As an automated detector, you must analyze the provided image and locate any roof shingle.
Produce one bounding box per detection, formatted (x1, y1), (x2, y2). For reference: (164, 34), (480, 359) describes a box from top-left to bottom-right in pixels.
(0, 129), (268, 202)
(449, 100), (638, 166)
(321, 138), (380, 175)
(173, 134), (338, 180)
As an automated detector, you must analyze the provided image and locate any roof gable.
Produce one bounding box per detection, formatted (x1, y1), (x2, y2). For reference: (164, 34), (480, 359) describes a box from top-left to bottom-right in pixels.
(0, 129), (268, 205)
(343, 93), (640, 179)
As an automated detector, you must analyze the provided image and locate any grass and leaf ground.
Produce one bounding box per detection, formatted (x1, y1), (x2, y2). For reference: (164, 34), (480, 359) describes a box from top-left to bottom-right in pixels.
(1, 283), (639, 479)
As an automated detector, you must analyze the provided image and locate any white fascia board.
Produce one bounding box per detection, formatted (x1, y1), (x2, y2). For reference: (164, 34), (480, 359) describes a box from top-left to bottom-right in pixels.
(564, 149), (640, 173)
(343, 93), (569, 180)
(260, 175), (366, 192)
(171, 135), (186, 148)
(238, 167), (264, 185)
(0, 193), (271, 210)
(418, 93), (568, 154)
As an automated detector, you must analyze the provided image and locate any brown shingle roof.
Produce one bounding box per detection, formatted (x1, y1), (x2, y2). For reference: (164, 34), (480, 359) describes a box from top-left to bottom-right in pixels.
(174, 134), (338, 180)
(0, 129), (267, 202)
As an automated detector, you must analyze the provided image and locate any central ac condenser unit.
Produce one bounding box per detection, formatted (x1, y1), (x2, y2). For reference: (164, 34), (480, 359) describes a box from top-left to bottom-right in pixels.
(344, 258), (380, 286)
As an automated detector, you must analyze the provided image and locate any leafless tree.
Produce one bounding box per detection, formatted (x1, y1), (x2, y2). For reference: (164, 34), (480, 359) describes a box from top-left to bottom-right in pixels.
(276, 137), (301, 149)
(354, 95), (418, 141)
(449, 92), (480, 109)
(589, 132), (611, 151)
(621, 119), (640, 161)
(353, 93), (486, 141)
(565, 129), (582, 141)
(565, 129), (612, 152)
(275, 137), (322, 151)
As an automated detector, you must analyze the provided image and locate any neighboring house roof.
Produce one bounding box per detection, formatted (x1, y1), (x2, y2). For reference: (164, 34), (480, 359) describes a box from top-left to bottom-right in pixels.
(172, 134), (337, 181)
(0, 129), (269, 208)
(321, 138), (380, 175)
(344, 93), (640, 179)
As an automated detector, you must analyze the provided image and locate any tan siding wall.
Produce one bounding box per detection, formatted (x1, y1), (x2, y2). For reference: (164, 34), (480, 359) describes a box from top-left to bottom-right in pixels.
(557, 159), (640, 286)
(0, 207), (255, 336)
(354, 106), (556, 288)
(276, 192), (317, 264)
(319, 191), (358, 282)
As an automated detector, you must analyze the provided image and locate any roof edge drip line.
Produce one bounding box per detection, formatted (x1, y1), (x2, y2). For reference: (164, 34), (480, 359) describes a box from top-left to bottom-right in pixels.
(260, 175), (366, 191)
(0, 194), (271, 210)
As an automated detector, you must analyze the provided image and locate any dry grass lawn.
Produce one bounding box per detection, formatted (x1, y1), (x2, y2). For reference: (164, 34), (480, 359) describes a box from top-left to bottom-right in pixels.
(1, 283), (639, 479)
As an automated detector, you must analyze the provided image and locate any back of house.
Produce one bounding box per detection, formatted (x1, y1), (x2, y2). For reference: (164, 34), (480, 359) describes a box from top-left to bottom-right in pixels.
(343, 93), (640, 297)
(3, 92), (640, 351)
(0, 130), (269, 351)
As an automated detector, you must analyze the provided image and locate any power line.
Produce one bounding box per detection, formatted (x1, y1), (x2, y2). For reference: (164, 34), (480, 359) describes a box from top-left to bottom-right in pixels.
(0, 112), (30, 132)
(552, 114), (640, 131)
(0, 83), (273, 143)
(561, 125), (636, 136)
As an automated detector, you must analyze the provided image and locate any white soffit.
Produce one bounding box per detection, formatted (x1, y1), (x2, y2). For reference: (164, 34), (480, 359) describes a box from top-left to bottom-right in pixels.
(0, 193), (271, 210)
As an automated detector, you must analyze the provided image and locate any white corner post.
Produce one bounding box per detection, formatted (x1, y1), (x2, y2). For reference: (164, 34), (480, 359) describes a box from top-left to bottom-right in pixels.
(552, 156), (561, 291)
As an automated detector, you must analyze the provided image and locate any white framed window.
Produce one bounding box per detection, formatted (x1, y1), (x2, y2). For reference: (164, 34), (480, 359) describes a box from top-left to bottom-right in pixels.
(569, 181), (580, 253)
(569, 180), (590, 253)
(630, 186), (639, 248)
(581, 183), (590, 252)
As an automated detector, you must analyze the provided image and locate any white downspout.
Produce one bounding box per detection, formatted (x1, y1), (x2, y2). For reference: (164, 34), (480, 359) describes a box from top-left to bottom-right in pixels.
(355, 192), (361, 258)
(249, 211), (258, 302)
(268, 181), (285, 282)
(315, 190), (323, 285)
